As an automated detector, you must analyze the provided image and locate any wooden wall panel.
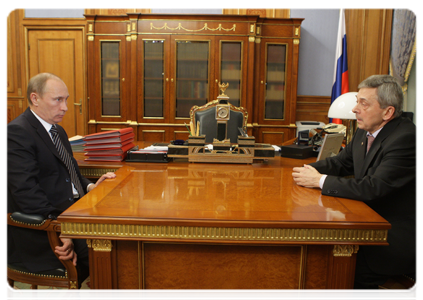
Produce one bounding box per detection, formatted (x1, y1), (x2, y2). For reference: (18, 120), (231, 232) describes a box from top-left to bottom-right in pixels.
(85, 9), (150, 15)
(345, 9), (393, 91)
(223, 9), (290, 18)
(296, 96), (331, 124)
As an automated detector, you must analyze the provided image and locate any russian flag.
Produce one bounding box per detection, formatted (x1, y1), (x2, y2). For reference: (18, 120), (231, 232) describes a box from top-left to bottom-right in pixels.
(330, 9), (349, 124)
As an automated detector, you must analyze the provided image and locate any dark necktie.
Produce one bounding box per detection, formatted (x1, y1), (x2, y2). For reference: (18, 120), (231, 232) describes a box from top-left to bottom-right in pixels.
(50, 125), (85, 197)
(367, 135), (375, 153)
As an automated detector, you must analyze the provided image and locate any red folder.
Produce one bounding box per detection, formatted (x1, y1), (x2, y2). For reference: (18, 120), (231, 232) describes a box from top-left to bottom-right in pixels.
(84, 142), (135, 156)
(83, 132), (134, 145)
(84, 154), (127, 162)
(83, 139), (134, 151)
(83, 127), (133, 140)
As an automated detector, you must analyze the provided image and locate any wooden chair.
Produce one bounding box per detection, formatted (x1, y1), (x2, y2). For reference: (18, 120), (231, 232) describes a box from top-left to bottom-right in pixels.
(189, 99), (248, 143)
(7, 212), (80, 289)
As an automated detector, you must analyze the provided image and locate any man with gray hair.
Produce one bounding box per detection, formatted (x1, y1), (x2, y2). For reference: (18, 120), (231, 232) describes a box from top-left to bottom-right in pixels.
(292, 75), (415, 288)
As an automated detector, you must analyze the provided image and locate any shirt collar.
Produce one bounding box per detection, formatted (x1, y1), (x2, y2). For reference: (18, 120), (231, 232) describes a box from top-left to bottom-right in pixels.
(30, 109), (54, 135)
(367, 127), (383, 138)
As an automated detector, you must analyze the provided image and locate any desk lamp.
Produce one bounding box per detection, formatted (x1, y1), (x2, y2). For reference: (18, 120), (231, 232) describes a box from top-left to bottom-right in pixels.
(328, 92), (358, 144)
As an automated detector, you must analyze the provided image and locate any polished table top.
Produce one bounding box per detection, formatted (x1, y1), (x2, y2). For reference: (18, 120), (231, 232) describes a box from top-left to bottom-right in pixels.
(60, 143), (390, 245)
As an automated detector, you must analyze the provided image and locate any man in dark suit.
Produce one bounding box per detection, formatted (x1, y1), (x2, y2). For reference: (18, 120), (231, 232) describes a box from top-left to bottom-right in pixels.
(8, 73), (116, 284)
(292, 75), (415, 288)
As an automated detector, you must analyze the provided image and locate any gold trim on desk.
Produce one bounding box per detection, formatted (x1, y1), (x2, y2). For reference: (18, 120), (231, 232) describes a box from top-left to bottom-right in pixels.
(62, 223), (388, 244)
(80, 168), (119, 178)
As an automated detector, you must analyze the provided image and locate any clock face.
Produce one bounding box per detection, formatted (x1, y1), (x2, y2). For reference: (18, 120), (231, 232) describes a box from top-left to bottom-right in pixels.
(217, 107), (229, 119)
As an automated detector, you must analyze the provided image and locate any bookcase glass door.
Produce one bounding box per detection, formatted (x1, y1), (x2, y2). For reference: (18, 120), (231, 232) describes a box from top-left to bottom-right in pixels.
(101, 41), (121, 116)
(144, 40), (164, 118)
(265, 44), (286, 120)
(175, 41), (209, 118)
(220, 42), (242, 107)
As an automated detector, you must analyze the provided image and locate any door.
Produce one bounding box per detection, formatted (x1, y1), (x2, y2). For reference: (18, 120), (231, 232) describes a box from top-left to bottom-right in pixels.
(28, 29), (85, 137)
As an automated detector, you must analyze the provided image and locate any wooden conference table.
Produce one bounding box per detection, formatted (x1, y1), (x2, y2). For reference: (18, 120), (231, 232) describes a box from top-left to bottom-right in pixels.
(59, 142), (391, 289)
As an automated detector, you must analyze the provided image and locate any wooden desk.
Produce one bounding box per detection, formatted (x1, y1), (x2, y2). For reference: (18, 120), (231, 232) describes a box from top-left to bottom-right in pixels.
(60, 145), (390, 289)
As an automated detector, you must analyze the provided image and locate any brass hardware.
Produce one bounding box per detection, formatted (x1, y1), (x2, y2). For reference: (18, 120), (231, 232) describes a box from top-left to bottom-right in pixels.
(74, 99), (82, 114)
(250, 24), (255, 33)
(90, 239), (113, 252)
(88, 36), (94, 41)
(295, 27), (299, 36)
(166, 78), (169, 82)
(122, 78), (125, 81)
(215, 79), (218, 83)
(171, 78), (174, 83)
(333, 245), (359, 257)
(294, 39), (300, 45)
(261, 81), (264, 84)
(150, 22), (236, 32)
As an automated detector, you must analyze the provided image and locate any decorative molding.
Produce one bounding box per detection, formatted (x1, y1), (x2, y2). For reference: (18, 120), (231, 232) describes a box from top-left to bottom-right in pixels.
(150, 22), (236, 32)
(80, 168), (118, 178)
(333, 245), (359, 257)
(7, 266), (68, 280)
(89, 239), (113, 252)
(70, 281), (78, 289)
(62, 223), (388, 244)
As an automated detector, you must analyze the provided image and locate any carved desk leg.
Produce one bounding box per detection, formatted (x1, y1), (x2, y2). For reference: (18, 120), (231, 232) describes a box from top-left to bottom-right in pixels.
(327, 245), (359, 289)
(87, 239), (114, 289)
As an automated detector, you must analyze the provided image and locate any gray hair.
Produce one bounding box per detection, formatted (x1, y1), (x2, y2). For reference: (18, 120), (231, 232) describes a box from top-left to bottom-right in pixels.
(27, 73), (63, 106)
(357, 75), (403, 118)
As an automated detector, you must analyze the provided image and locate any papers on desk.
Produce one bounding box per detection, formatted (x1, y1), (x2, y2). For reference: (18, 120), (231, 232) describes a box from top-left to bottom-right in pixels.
(69, 135), (85, 152)
(126, 144), (169, 162)
(272, 145), (281, 152)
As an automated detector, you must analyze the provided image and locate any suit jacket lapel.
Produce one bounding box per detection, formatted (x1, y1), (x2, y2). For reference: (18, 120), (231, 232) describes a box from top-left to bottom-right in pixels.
(24, 108), (63, 163)
(357, 117), (402, 178)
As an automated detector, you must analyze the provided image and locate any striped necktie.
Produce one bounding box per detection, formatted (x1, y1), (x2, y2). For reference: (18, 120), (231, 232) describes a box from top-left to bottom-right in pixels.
(50, 125), (85, 197)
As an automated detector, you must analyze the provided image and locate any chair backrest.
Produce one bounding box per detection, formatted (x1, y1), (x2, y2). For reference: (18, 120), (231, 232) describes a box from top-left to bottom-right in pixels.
(190, 100), (248, 143)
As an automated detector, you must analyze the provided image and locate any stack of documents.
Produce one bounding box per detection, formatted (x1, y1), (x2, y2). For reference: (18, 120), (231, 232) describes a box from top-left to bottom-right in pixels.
(83, 128), (135, 161)
(69, 135), (85, 152)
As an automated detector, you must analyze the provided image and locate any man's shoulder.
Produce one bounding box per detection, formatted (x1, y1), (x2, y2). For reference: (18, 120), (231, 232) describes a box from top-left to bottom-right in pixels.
(8, 109), (34, 128)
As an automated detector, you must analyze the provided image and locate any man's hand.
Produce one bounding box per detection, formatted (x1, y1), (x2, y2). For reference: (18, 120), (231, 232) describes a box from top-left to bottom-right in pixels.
(87, 172), (116, 192)
(55, 237), (77, 266)
(292, 164), (322, 188)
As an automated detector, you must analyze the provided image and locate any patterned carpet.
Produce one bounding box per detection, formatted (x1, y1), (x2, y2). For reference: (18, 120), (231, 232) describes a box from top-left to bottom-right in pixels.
(13, 277), (91, 300)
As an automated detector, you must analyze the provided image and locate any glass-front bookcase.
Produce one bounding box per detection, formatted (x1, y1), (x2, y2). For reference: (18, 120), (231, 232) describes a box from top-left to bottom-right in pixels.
(220, 41), (242, 107)
(264, 43), (287, 120)
(101, 41), (121, 116)
(143, 40), (165, 118)
(175, 40), (209, 118)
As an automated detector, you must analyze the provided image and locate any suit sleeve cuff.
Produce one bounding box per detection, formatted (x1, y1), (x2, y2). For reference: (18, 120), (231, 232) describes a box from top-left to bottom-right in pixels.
(319, 174), (327, 189)
(87, 183), (95, 192)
